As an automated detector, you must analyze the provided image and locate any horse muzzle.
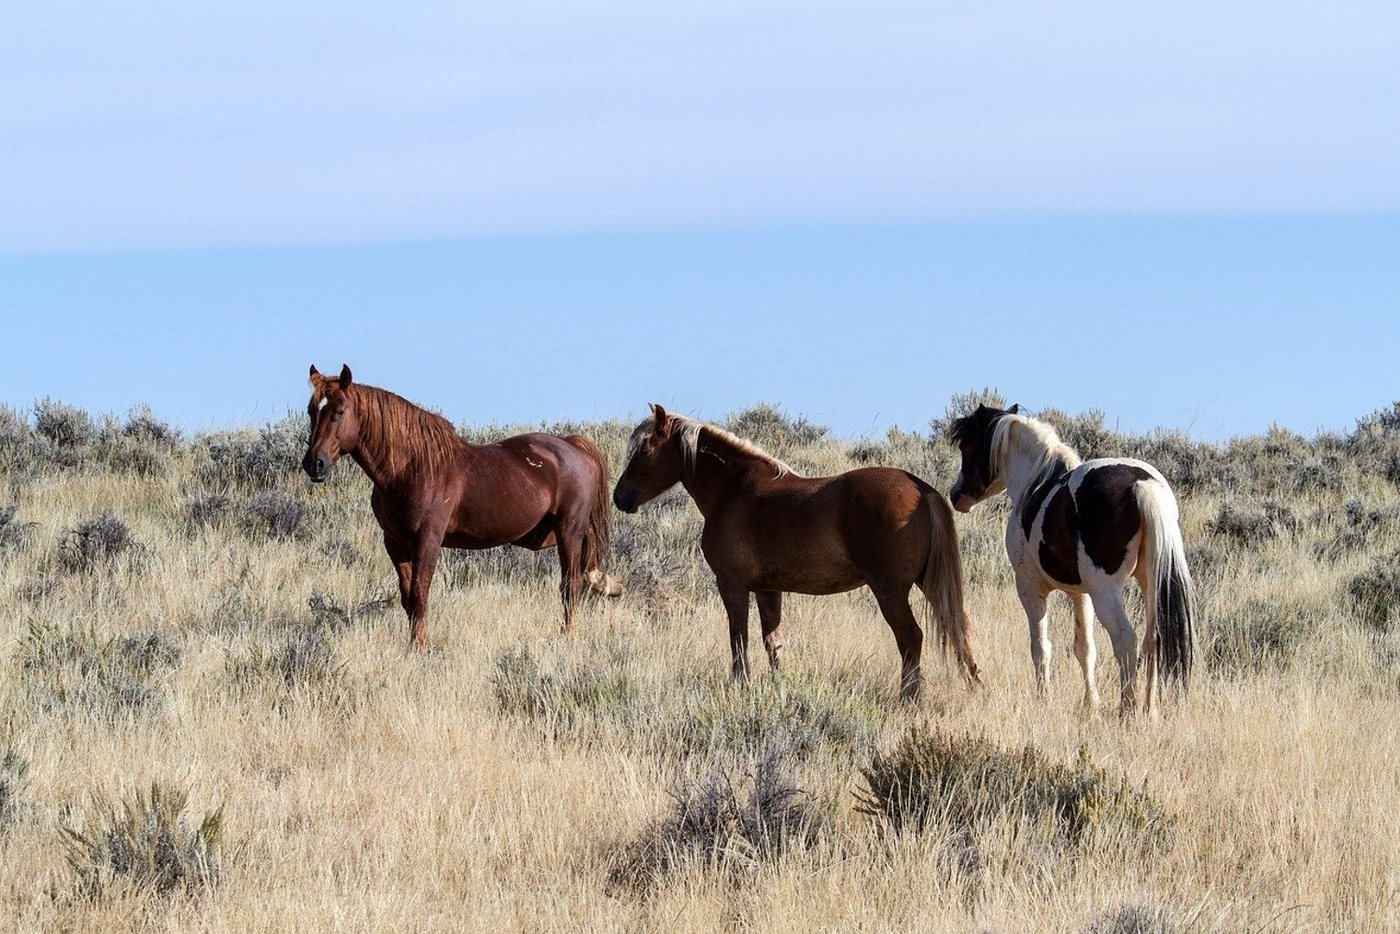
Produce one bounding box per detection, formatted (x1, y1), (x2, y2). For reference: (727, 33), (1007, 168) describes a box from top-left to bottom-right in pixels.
(303, 452), (332, 484)
(612, 486), (639, 514)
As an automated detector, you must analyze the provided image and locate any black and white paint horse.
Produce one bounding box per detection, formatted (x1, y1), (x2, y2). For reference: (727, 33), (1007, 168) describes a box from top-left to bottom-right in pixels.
(949, 404), (1196, 715)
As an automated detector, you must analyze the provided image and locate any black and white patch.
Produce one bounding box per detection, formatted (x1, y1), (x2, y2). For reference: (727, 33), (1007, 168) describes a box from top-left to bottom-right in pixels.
(1020, 461), (1153, 586)
(1076, 463), (1152, 574)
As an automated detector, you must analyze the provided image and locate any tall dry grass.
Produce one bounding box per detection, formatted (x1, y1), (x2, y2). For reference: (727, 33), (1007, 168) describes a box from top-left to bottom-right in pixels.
(0, 398), (1396, 931)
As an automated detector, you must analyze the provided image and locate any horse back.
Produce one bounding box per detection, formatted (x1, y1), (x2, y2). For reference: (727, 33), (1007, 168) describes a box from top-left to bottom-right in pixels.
(706, 466), (936, 594)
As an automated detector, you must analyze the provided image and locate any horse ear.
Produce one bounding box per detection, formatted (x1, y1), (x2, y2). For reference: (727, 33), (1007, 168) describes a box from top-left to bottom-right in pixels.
(339, 364), (353, 388)
(650, 403), (671, 437)
(1008, 403), (1021, 414)
(309, 365), (322, 388)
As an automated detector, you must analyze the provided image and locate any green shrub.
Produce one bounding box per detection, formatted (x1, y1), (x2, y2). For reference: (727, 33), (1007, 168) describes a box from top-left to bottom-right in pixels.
(856, 729), (1170, 853)
(62, 783), (226, 899)
(193, 416), (304, 490)
(241, 490), (308, 540)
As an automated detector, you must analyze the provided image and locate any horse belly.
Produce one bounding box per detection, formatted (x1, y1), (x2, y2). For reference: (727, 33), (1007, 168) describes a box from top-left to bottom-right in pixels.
(746, 539), (864, 595)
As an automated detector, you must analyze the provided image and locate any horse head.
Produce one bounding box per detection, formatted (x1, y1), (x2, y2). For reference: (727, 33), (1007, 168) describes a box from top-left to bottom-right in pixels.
(948, 402), (1018, 512)
(303, 364), (358, 483)
(613, 403), (687, 513)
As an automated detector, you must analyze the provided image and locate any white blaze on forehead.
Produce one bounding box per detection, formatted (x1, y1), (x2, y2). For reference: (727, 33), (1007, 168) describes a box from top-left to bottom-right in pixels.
(318, 397), (329, 411)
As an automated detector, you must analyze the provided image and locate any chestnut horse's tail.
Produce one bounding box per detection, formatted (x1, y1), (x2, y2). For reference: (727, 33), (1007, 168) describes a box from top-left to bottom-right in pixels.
(565, 435), (623, 597)
(920, 491), (980, 684)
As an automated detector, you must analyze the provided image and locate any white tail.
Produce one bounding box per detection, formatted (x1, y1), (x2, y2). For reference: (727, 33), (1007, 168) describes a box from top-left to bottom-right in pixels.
(1134, 481), (1196, 684)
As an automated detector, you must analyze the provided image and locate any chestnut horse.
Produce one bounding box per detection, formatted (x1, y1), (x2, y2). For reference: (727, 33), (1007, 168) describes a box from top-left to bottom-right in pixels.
(302, 365), (622, 649)
(612, 404), (978, 700)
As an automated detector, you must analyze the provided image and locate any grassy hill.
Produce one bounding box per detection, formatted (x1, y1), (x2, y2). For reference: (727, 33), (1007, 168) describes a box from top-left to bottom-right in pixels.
(0, 396), (1397, 931)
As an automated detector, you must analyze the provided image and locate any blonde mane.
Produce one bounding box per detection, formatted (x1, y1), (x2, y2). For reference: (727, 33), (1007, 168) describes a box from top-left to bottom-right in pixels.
(628, 413), (795, 480)
(990, 414), (1082, 508)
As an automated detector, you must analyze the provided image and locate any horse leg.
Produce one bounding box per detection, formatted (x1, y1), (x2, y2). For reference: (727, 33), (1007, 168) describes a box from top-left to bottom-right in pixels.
(1135, 566), (1161, 718)
(407, 536), (443, 653)
(871, 585), (923, 702)
(718, 578), (752, 682)
(1016, 577), (1052, 696)
(383, 535), (413, 616)
(1071, 592), (1101, 712)
(555, 521), (586, 634)
(756, 591), (783, 671)
(1089, 586), (1139, 715)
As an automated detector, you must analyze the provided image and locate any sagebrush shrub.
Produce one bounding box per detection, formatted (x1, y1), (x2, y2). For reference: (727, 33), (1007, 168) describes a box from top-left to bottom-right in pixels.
(1348, 552), (1400, 632)
(62, 783), (226, 899)
(724, 402), (829, 449)
(59, 512), (142, 573)
(1208, 597), (1319, 674)
(493, 645), (641, 731)
(34, 397), (92, 449)
(241, 490), (308, 540)
(610, 744), (830, 893)
(1082, 901), (1180, 934)
(856, 729), (1170, 853)
(0, 503), (36, 553)
(1208, 497), (1296, 546)
(0, 749), (29, 830)
(18, 623), (181, 721)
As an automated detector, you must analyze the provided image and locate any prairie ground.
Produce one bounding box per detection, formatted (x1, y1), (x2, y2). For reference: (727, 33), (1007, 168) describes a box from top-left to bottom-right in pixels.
(0, 399), (1397, 931)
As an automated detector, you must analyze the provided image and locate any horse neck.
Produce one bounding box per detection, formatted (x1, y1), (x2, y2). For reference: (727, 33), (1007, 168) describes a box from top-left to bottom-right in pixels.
(998, 422), (1081, 510)
(678, 428), (776, 516)
(348, 389), (458, 491)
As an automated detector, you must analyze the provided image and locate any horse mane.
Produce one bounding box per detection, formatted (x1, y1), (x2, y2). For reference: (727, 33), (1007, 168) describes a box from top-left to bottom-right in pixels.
(630, 414), (795, 480)
(347, 383), (465, 480)
(991, 414), (1082, 508)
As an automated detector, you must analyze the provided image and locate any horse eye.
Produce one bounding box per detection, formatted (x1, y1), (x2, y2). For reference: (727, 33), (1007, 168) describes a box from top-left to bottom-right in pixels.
(331, 411), (343, 422)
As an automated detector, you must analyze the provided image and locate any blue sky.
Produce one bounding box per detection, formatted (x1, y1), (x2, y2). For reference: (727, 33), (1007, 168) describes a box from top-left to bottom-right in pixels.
(2, 3), (1397, 439)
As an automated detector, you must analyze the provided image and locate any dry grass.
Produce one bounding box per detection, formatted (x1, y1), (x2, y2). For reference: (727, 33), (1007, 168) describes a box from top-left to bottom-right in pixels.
(0, 401), (1397, 931)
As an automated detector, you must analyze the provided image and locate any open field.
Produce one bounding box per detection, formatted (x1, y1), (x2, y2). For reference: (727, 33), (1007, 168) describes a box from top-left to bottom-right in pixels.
(1, 397), (1398, 931)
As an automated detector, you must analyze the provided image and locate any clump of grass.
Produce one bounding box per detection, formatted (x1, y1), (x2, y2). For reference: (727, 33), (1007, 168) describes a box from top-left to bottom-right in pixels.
(492, 644), (641, 734)
(1208, 597), (1321, 675)
(0, 748), (30, 831)
(62, 783), (226, 899)
(609, 744), (832, 893)
(856, 729), (1170, 854)
(1208, 497), (1296, 546)
(322, 537), (359, 567)
(18, 624), (182, 721)
(1347, 552), (1400, 633)
(723, 402), (829, 449)
(307, 589), (394, 631)
(0, 503), (37, 553)
(59, 512), (144, 574)
(659, 676), (884, 764)
(229, 624), (351, 709)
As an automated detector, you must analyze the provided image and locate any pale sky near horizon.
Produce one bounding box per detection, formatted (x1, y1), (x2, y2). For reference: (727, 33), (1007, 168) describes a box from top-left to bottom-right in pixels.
(2, 3), (1397, 440)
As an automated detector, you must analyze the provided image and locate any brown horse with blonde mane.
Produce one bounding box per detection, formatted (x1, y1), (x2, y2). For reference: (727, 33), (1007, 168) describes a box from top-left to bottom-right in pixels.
(302, 365), (622, 649)
(612, 404), (978, 700)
